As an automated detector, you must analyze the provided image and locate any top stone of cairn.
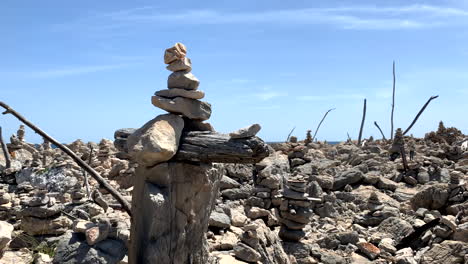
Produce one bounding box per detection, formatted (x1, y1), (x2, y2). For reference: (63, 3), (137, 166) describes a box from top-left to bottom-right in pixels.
(164, 42), (187, 64)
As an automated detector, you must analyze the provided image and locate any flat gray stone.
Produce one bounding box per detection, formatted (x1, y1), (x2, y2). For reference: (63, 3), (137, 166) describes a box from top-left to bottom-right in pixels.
(151, 96), (211, 121)
(229, 124), (261, 139)
(156, 88), (204, 100)
(167, 71), (199, 90)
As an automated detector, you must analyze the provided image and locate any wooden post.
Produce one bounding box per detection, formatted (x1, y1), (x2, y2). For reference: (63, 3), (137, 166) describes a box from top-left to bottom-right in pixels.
(400, 145), (409, 173)
(311, 108), (335, 142)
(0, 126), (11, 169)
(391, 61), (396, 140)
(357, 99), (367, 146)
(0, 101), (132, 215)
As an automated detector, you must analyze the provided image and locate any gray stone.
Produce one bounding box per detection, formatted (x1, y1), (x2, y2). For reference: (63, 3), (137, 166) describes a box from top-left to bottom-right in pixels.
(336, 231), (359, 245)
(377, 177), (398, 191)
(377, 217), (414, 243)
(156, 88), (205, 100)
(279, 226), (306, 242)
(410, 184), (449, 210)
(333, 169), (363, 190)
(417, 171), (430, 184)
(114, 128), (136, 139)
(219, 176), (241, 190)
(53, 232), (126, 264)
(167, 71), (200, 90)
(229, 124), (261, 139)
(233, 243), (261, 262)
(453, 222), (468, 242)
(221, 185), (252, 200)
(420, 240), (467, 264)
(127, 114), (184, 167)
(152, 96), (211, 121)
(209, 211), (231, 229)
(225, 163), (254, 181)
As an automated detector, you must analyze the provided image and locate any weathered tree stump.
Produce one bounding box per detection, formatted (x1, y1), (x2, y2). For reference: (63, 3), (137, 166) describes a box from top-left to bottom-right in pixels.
(129, 162), (222, 263)
(128, 134), (269, 264)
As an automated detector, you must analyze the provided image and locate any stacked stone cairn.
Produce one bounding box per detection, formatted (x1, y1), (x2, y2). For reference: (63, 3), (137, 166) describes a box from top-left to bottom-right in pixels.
(152, 42), (212, 126)
(278, 175), (318, 242)
(126, 43), (217, 263)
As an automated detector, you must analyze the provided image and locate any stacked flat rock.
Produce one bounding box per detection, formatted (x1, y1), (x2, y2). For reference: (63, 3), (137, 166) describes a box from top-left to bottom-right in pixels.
(152, 42), (212, 121)
(278, 176), (316, 242)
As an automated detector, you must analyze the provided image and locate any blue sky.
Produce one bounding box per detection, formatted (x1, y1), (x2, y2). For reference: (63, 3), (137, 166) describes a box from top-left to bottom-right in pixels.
(1, 0), (467, 143)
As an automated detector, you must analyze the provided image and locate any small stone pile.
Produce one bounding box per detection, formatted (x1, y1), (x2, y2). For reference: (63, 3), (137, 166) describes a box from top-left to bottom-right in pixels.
(152, 42), (212, 122)
(19, 190), (72, 236)
(278, 175), (316, 242)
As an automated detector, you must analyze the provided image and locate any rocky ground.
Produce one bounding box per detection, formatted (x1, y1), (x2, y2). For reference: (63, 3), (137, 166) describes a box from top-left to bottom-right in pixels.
(0, 124), (467, 264)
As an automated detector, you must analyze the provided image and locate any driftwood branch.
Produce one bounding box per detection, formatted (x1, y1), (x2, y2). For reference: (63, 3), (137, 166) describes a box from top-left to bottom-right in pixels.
(0, 126), (11, 169)
(391, 61), (396, 140)
(374, 121), (387, 140)
(403, 95), (439, 135)
(174, 131), (269, 163)
(357, 99), (367, 146)
(83, 144), (93, 199)
(0, 102), (132, 216)
(286, 126), (295, 142)
(311, 108), (335, 142)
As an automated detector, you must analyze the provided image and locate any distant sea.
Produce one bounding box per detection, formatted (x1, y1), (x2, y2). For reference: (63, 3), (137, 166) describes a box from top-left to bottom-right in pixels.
(267, 141), (341, 145)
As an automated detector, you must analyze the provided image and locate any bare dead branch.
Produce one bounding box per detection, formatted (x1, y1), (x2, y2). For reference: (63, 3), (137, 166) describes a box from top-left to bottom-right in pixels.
(0, 126), (11, 169)
(311, 108), (335, 142)
(357, 99), (367, 146)
(373, 121), (387, 140)
(286, 126), (296, 142)
(83, 144), (93, 199)
(403, 95), (439, 135)
(0, 101), (132, 215)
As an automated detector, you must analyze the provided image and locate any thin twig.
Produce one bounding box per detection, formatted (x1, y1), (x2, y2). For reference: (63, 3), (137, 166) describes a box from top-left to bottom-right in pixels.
(0, 101), (131, 215)
(357, 99), (367, 146)
(373, 121), (387, 140)
(0, 126), (11, 169)
(403, 95), (439, 135)
(391, 61), (396, 140)
(311, 108), (335, 142)
(286, 126), (296, 142)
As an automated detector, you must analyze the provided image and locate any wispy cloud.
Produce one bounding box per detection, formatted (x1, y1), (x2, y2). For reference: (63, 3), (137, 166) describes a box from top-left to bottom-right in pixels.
(54, 4), (468, 32)
(297, 93), (364, 101)
(3, 63), (131, 79)
(254, 91), (286, 101)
